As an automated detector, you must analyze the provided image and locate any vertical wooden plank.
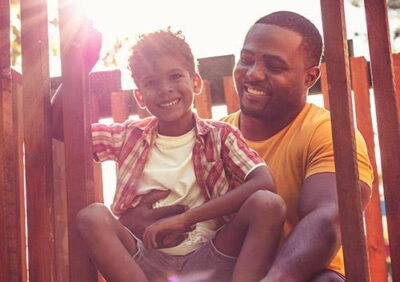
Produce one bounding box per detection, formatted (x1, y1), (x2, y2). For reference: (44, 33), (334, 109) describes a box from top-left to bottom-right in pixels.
(351, 57), (388, 282)
(111, 91), (130, 123)
(364, 2), (400, 281)
(58, 1), (97, 281)
(194, 80), (212, 119)
(223, 76), (240, 114)
(53, 140), (70, 282)
(89, 81), (104, 203)
(320, 1), (370, 281)
(20, 0), (57, 281)
(0, 1), (26, 280)
(320, 63), (330, 110)
(393, 53), (400, 113)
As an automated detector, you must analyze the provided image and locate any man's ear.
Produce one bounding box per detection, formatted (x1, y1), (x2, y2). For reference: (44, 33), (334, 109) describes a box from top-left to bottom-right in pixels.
(134, 89), (146, 109)
(304, 66), (320, 88)
(193, 74), (203, 95)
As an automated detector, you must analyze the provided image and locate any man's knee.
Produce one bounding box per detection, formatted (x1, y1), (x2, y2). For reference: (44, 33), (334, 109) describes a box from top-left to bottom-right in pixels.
(243, 190), (286, 220)
(310, 270), (345, 282)
(76, 203), (114, 238)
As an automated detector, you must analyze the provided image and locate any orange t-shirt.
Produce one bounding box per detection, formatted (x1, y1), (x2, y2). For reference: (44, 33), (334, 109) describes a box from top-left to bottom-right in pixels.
(221, 103), (373, 276)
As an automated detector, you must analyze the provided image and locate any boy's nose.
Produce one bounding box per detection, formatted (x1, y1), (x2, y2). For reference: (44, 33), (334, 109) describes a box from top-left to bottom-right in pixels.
(159, 82), (173, 95)
(247, 62), (266, 81)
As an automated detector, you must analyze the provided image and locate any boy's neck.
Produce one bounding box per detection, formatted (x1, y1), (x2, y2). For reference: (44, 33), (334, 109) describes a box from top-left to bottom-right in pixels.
(157, 112), (195, 136)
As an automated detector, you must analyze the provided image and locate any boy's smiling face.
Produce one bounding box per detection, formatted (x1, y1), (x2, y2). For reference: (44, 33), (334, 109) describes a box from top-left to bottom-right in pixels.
(134, 55), (202, 136)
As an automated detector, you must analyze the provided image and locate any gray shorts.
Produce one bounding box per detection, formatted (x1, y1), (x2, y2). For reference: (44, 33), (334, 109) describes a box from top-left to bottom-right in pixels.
(131, 232), (236, 282)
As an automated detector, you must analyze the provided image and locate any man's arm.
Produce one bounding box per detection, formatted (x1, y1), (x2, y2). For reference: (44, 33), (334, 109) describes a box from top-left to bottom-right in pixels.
(262, 172), (370, 282)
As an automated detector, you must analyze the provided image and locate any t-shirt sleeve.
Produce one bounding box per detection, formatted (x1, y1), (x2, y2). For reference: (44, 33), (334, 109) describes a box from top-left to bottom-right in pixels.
(221, 125), (266, 182)
(92, 122), (129, 162)
(305, 120), (374, 188)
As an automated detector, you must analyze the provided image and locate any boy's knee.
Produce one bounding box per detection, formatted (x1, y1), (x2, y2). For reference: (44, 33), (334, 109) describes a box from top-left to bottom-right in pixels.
(245, 190), (286, 220)
(76, 203), (113, 237)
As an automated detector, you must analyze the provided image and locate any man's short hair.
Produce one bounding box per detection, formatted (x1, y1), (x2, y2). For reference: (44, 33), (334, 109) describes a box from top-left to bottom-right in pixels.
(255, 11), (323, 66)
(128, 29), (196, 86)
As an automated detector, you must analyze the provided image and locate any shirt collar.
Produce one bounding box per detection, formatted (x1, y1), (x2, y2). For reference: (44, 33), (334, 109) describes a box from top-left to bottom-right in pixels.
(136, 112), (213, 143)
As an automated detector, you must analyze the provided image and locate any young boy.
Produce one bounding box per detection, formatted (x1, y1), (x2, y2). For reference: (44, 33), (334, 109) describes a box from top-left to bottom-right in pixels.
(68, 29), (286, 282)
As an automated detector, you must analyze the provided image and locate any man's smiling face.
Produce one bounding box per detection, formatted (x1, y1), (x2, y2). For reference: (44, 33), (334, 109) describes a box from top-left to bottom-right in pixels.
(234, 23), (311, 122)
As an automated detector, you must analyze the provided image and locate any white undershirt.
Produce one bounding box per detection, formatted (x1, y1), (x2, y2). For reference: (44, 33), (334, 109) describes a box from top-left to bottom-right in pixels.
(137, 129), (218, 255)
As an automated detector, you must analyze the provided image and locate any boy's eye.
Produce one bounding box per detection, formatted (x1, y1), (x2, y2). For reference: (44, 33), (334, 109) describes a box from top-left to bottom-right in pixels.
(170, 73), (183, 80)
(266, 64), (286, 73)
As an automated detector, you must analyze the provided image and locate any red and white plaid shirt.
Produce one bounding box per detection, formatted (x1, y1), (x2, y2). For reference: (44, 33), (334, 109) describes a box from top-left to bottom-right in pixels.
(92, 113), (264, 216)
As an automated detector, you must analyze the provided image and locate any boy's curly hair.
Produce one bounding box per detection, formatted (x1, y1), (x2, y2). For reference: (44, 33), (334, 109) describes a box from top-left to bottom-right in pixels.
(128, 28), (196, 86)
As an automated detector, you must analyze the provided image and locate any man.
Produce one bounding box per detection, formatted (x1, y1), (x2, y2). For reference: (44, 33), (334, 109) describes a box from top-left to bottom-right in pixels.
(101, 11), (372, 282)
(220, 11), (373, 281)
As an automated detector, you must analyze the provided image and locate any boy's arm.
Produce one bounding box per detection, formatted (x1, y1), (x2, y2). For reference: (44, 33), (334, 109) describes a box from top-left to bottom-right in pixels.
(144, 165), (274, 248)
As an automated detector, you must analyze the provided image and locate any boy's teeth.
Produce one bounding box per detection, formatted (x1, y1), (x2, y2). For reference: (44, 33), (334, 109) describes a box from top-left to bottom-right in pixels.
(160, 99), (179, 108)
(247, 87), (267, 96)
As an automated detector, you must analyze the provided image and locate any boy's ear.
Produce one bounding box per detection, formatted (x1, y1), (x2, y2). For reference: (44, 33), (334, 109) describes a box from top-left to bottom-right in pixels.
(134, 89), (146, 109)
(193, 74), (203, 95)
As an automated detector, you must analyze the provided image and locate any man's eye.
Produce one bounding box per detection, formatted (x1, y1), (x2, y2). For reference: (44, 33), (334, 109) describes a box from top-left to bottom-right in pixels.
(239, 56), (253, 65)
(267, 65), (285, 73)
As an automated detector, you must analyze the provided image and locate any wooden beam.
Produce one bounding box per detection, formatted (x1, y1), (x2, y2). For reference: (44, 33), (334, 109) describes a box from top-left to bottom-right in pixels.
(320, 63), (330, 110)
(364, 2), (400, 281)
(223, 76), (239, 114)
(320, 1), (370, 281)
(111, 91), (130, 123)
(0, 1), (26, 281)
(351, 57), (388, 282)
(20, 0), (56, 281)
(57, 1), (97, 280)
(194, 80), (212, 119)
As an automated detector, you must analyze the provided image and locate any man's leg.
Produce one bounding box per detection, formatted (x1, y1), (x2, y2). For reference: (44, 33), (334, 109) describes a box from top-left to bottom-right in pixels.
(213, 190), (286, 282)
(76, 203), (148, 282)
(309, 270), (345, 282)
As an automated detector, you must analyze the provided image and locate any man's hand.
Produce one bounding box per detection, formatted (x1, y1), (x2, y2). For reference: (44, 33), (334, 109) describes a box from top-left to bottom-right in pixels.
(118, 190), (187, 248)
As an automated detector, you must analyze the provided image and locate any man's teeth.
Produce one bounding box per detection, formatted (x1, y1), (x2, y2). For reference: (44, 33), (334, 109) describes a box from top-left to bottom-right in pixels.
(160, 99), (179, 108)
(247, 87), (267, 96)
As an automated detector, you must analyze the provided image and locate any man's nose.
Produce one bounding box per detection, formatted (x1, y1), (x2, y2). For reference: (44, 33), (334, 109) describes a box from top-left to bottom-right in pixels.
(247, 63), (266, 81)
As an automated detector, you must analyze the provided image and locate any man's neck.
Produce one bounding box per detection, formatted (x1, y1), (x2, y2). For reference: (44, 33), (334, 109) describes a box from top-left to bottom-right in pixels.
(239, 107), (304, 141)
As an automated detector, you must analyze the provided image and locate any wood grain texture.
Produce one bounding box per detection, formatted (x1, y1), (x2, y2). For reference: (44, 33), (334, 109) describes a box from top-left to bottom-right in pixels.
(58, 1), (97, 280)
(351, 57), (388, 282)
(20, 0), (56, 280)
(194, 80), (212, 119)
(0, 2), (26, 279)
(223, 76), (240, 114)
(364, 1), (400, 281)
(321, 1), (370, 281)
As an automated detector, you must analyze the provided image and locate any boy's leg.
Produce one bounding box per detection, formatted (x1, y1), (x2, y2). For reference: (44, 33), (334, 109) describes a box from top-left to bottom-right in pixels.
(213, 190), (286, 282)
(76, 203), (148, 282)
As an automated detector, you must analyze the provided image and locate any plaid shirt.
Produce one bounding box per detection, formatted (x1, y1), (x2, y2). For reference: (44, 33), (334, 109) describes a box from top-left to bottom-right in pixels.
(92, 113), (264, 216)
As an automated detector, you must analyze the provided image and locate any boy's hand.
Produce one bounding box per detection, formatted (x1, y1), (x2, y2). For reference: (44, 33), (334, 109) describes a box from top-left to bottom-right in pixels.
(118, 190), (187, 247)
(80, 20), (102, 73)
(143, 214), (191, 249)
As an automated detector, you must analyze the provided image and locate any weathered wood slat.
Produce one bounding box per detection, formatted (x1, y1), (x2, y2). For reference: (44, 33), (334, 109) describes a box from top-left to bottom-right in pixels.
(364, 2), (400, 281)
(0, 1), (26, 280)
(320, 63), (330, 109)
(320, 1), (370, 281)
(57, 1), (97, 280)
(223, 76), (239, 114)
(194, 80), (212, 119)
(111, 91), (130, 123)
(20, 0), (56, 281)
(351, 57), (388, 282)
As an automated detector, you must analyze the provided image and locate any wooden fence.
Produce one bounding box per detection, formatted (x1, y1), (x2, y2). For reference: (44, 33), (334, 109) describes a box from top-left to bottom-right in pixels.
(1, 0), (399, 281)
